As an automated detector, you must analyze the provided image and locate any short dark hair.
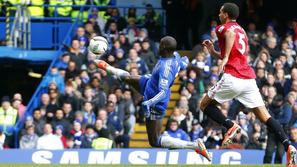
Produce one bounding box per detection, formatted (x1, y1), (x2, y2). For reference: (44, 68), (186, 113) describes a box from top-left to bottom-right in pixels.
(222, 3), (239, 20)
(168, 119), (179, 125)
(160, 36), (177, 53)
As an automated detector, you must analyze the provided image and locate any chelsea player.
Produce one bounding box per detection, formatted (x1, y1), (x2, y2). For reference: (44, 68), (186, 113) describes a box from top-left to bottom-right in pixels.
(95, 36), (211, 161)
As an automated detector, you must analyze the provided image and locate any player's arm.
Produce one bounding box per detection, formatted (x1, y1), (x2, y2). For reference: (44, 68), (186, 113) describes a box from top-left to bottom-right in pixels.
(219, 29), (236, 73)
(223, 29), (236, 62)
(142, 90), (166, 107)
(142, 65), (171, 107)
(202, 40), (221, 59)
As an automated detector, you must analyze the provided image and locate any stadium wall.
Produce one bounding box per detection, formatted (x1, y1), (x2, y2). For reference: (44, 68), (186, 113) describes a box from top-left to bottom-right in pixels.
(0, 149), (285, 164)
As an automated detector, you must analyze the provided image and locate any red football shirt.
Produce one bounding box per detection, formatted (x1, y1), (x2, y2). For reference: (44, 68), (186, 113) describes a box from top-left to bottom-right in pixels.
(215, 22), (256, 79)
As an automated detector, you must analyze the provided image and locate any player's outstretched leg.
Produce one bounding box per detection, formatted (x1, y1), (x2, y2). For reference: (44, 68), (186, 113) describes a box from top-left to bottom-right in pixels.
(146, 119), (211, 161)
(95, 60), (142, 91)
(95, 60), (130, 79)
(200, 94), (241, 148)
(252, 106), (296, 166)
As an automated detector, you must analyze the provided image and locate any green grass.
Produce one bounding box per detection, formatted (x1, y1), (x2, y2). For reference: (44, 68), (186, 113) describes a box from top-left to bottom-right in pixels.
(0, 165), (286, 167)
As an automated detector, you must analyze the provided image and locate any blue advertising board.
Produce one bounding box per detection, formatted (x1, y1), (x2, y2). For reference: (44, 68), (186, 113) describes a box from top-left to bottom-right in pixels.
(0, 149), (285, 164)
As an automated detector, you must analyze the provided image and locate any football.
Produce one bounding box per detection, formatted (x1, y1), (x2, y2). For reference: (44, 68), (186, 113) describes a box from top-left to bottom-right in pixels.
(88, 36), (108, 58)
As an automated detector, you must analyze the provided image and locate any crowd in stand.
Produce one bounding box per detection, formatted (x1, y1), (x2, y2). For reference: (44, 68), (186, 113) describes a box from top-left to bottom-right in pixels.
(0, 3), (297, 163)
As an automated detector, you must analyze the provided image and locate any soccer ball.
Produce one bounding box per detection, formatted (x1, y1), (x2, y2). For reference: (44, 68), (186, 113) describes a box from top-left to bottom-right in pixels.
(88, 36), (108, 58)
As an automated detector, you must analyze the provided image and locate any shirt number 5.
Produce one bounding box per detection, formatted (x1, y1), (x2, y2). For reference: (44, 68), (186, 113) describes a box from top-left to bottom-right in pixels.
(238, 32), (246, 55)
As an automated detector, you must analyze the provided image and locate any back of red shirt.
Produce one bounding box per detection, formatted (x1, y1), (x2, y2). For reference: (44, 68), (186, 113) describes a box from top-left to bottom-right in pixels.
(215, 22), (256, 79)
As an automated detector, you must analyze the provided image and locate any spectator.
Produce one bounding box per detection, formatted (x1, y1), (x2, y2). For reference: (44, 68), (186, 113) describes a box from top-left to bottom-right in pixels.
(42, 66), (65, 93)
(0, 96), (17, 148)
(55, 52), (71, 70)
(12, 93), (26, 121)
(58, 81), (80, 112)
(284, 68), (297, 96)
(119, 33), (131, 54)
(62, 102), (75, 123)
(94, 119), (110, 138)
(51, 109), (71, 136)
(70, 120), (83, 148)
(69, 39), (87, 70)
(202, 128), (222, 149)
(39, 93), (50, 115)
(107, 93), (124, 123)
(189, 119), (204, 141)
(81, 124), (98, 148)
(290, 124), (297, 149)
(55, 125), (67, 148)
(121, 89), (136, 136)
(191, 51), (211, 76)
(19, 125), (39, 149)
(123, 17), (140, 44)
(72, 27), (88, 43)
(139, 39), (156, 71)
(247, 121), (267, 150)
(105, 8), (127, 31)
(85, 21), (101, 39)
(265, 36), (280, 61)
(65, 61), (80, 81)
(36, 123), (63, 150)
(169, 107), (187, 133)
(280, 41), (296, 66)
(126, 6), (137, 21)
(253, 49), (272, 70)
(187, 69), (204, 96)
(20, 116), (34, 137)
(82, 101), (96, 126)
(32, 108), (46, 136)
(106, 101), (130, 148)
(45, 89), (59, 122)
(137, 28), (156, 53)
(185, 79), (200, 119)
(255, 68), (267, 88)
(81, 85), (105, 112)
(247, 22), (262, 56)
(105, 21), (119, 42)
(74, 111), (84, 124)
(120, 48), (149, 75)
(88, 8), (106, 33)
(90, 77), (107, 109)
(132, 41), (142, 55)
(97, 109), (108, 128)
(139, 4), (161, 41)
(87, 62), (100, 77)
(164, 119), (190, 141)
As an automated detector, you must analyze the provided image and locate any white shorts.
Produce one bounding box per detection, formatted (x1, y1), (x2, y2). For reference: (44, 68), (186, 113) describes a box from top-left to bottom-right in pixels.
(208, 73), (265, 108)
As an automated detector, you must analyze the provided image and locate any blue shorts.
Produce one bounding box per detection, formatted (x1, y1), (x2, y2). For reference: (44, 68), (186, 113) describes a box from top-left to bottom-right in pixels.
(139, 75), (166, 120)
(148, 108), (166, 120)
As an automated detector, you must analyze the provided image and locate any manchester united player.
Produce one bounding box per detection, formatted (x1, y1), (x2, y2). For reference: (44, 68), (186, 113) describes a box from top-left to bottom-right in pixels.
(201, 3), (296, 166)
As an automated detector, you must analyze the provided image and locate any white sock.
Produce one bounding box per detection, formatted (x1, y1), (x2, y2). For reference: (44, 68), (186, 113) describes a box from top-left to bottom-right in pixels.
(160, 134), (197, 149)
(106, 66), (130, 78)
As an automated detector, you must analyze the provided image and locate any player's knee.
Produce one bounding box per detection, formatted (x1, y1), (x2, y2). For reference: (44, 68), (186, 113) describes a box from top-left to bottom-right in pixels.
(200, 95), (218, 112)
(200, 98), (208, 112)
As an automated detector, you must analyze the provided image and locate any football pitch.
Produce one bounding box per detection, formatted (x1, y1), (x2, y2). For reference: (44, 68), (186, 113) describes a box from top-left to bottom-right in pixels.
(0, 165), (286, 167)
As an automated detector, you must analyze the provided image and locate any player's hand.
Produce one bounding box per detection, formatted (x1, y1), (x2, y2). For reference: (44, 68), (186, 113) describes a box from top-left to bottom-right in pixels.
(142, 101), (151, 118)
(218, 58), (228, 74)
(202, 40), (214, 52)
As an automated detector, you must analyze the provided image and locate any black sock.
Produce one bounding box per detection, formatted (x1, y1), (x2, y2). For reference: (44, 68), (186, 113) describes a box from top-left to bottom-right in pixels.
(204, 104), (234, 129)
(266, 117), (290, 151)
